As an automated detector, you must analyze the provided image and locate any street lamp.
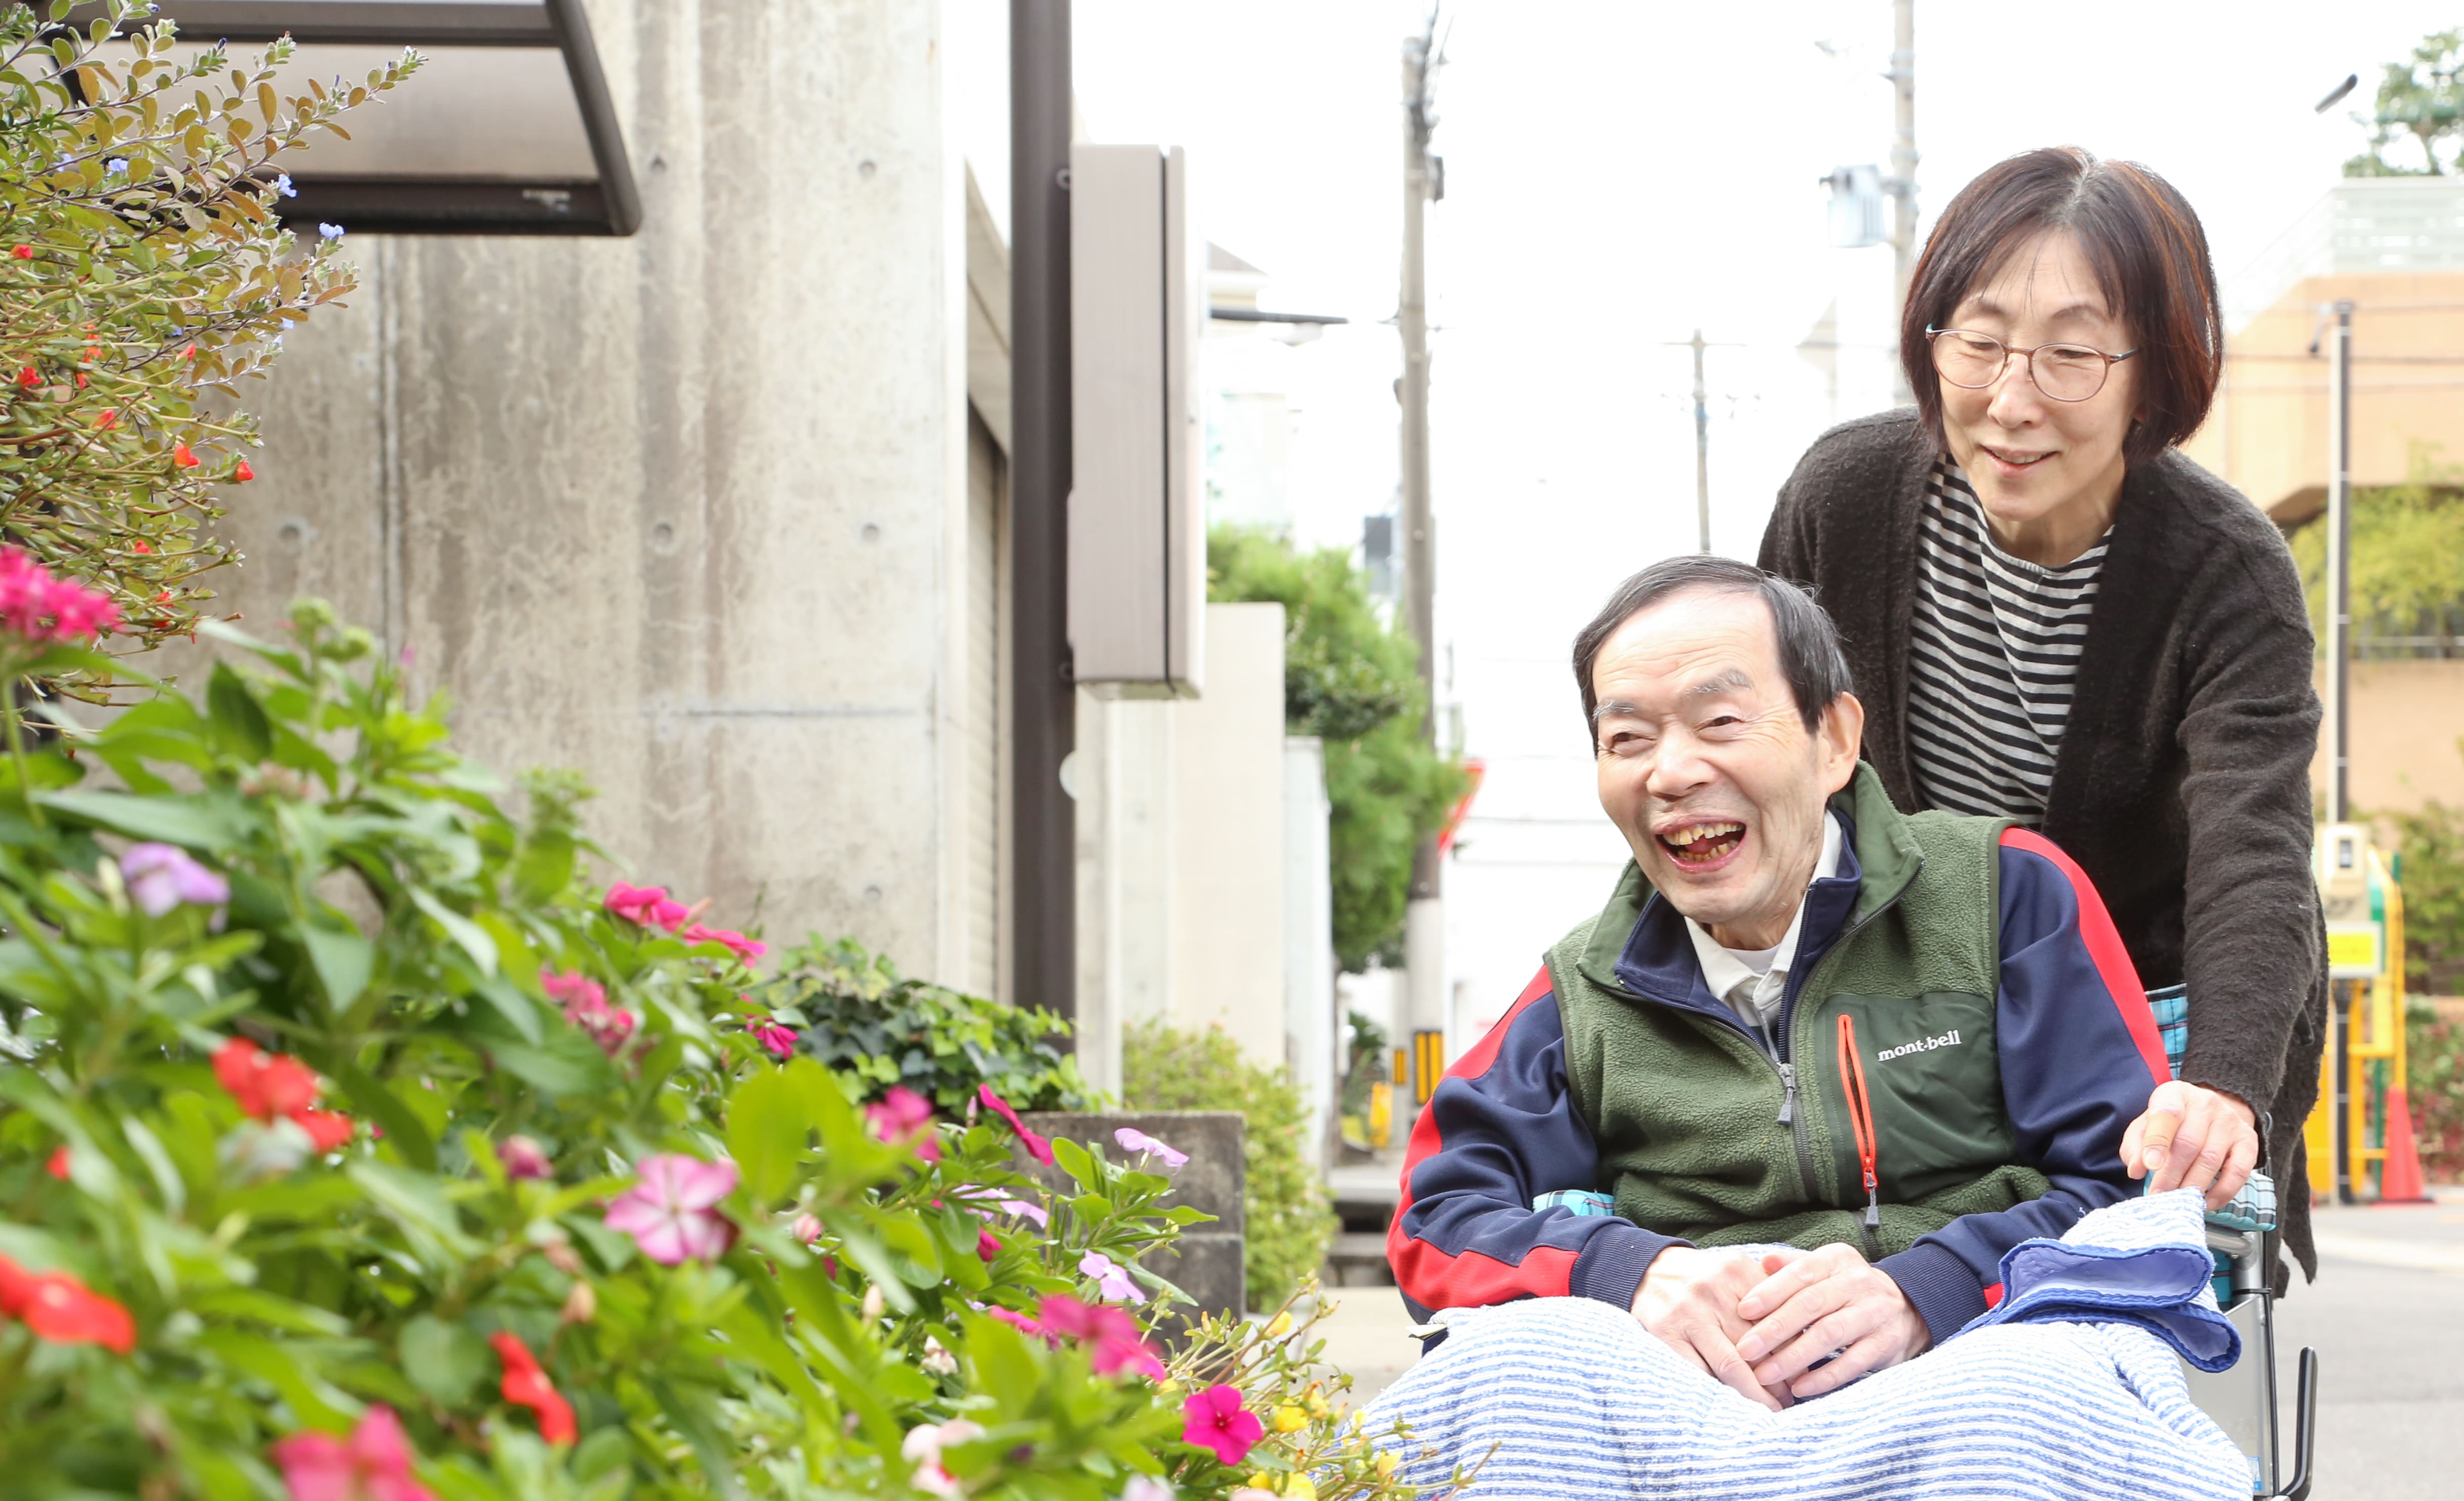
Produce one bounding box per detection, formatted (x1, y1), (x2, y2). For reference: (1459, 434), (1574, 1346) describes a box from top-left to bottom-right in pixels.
(80, 2), (640, 235)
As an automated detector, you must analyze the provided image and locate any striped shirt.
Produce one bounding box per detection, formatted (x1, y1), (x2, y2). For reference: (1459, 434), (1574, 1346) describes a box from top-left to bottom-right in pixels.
(1907, 459), (2109, 822)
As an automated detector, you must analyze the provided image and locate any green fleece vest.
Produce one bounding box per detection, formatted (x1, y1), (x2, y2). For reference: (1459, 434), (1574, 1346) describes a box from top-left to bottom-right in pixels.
(1547, 764), (2049, 1259)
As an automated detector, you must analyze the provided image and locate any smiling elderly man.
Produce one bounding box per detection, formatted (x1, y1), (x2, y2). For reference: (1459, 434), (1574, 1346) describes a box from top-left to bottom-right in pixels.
(1388, 555), (2170, 1408)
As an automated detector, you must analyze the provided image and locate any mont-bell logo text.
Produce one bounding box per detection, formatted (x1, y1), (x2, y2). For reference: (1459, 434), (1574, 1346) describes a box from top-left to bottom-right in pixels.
(1876, 1029), (1962, 1063)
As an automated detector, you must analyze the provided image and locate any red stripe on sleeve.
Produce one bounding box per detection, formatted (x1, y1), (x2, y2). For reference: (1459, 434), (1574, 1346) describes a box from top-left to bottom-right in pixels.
(1983, 1282), (2005, 1311)
(1998, 827), (2166, 1086)
(1387, 965), (1570, 1306)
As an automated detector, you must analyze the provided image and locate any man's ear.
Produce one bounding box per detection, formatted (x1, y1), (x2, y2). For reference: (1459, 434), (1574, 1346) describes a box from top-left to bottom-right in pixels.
(1816, 692), (1864, 796)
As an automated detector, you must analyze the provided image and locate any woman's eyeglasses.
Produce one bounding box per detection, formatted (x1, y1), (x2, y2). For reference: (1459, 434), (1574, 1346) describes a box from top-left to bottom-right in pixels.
(1925, 326), (2137, 403)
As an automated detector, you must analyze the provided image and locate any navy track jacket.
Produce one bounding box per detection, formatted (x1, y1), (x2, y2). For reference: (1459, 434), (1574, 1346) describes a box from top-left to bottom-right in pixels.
(1388, 827), (2169, 1339)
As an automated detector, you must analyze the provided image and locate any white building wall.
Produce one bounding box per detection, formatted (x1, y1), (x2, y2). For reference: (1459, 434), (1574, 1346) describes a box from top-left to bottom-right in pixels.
(1283, 736), (1335, 1160)
(1169, 603), (1289, 1067)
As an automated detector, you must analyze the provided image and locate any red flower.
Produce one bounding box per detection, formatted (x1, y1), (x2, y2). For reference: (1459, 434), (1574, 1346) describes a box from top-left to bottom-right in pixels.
(1180, 1384), (1263, 1466)
(0, 1255), (136, 1354)
(172, 443), (199, 468)
(489, 1331), (577, 1445)
(213, 1038), (356, 1150)
(95, 407), (115, 429)
(977, 1085), (1052, 1165)
(9, 245), (28, 259)
(232, 459), (254, 482)
(130, 540), (150, 554)
(45, 1146), (69, 1180)
(72, 372), (84, 389)
(15, 366), (35, 388)
(178, 343), (195, 360)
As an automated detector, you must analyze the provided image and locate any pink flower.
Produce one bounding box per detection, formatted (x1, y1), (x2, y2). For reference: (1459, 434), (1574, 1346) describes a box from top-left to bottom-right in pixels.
(977, 1085), (1052, 1165)
(499, 1136), (553, 1181)
(0, 547), (119, 642)
(1181, 1384), (1264, 1466)
(790, 1212), (824, 1244)
(603, 882), (690, 931)
(542, 969), (635, 1056)
(996, 1197), (1049, 1229)
(903, 1420), (984, 1498)
(866, 1086), (942, 1162)
(747, 1017), (798, 1059)
(268, 1405), (438, 1501)
(681, 923), (767, 963)
(1080, 1250), (1145, 1303)
(1039, 1294), (1167, 1380)
(44, 576), (118, 641)
(987, 1305), (1048, 1341)
(602, 1154), (738, 1265)
(121, 842), (228, 916)
(1114, 1127), (1189, 1168)
(976, 1228), (1001, 1261)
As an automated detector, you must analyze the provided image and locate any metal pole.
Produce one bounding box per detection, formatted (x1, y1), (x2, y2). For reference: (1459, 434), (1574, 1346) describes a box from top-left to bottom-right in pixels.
(2327, 299), (2353, 824)
(1011, 0), (1074, 1023)
(1690, 328), (1710, 552)
(1886, 0), (1917, 405)
(1400, 14), (1446, 1097)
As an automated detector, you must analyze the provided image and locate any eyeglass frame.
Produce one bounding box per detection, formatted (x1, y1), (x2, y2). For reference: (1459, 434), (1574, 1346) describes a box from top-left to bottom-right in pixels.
(1923, 325), (2139, 403)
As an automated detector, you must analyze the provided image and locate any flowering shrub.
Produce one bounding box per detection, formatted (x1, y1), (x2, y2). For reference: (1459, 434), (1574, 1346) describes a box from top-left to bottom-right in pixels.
(0, 1), (414, 661)
(0, 599), (1445, 1499)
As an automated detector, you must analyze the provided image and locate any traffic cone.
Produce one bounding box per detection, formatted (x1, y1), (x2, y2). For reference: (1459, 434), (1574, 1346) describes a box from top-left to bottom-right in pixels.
(2376, 1086), (2436, 1204)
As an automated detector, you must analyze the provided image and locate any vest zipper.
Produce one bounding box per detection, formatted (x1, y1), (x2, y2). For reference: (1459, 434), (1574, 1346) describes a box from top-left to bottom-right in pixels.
(1837, 1013), (1883, 1260)
(1778, 849), (1923, 1222)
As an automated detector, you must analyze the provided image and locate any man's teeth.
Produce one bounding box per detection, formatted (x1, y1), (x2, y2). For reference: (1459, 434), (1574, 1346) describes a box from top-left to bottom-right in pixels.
(1664, 821), (1744, 847)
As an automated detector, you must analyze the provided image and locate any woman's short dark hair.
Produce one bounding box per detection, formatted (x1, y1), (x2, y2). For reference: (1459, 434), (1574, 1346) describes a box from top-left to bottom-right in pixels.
(1901, 146), (2221, 467)
(1572, 556), (1853, 746)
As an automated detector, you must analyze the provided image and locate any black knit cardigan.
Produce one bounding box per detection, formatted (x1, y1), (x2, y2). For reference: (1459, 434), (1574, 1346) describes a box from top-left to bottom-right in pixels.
(1759, 409), (2329, 1280)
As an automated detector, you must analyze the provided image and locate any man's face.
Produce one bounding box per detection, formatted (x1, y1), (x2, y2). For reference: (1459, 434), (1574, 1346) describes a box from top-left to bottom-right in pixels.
(1591, 589), (1863, 950)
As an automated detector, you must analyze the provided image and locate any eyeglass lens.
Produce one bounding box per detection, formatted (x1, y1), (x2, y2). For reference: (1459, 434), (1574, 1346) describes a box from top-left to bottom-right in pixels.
(1931, 331), (2112, 402)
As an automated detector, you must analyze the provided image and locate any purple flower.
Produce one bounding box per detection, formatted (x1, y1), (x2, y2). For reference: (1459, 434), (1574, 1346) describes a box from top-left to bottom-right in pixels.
(499, 1135), (553, 1181)
(1114, 1127), (1188, 1168)
(1080, 1249), (1145, 1303)
(603, 1153), (738, 1264)
(120, 843), (228, 917)
(317, 222), (345, 240)
(273, 172), (296, 198)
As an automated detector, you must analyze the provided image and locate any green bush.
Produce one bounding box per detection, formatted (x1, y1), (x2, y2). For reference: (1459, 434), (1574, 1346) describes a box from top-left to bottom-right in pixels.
(0, 599), (1439, 1499)
(2387, 787), (2464, 994)
(763, 936), (1102, 1114)
(1123, 1019), (1338, 1308)
(2409, 1002), (2464, 1182)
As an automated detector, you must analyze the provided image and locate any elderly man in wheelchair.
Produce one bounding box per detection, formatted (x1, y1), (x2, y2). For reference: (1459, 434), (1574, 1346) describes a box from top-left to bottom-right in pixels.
(1369, 556), (2309, 1501)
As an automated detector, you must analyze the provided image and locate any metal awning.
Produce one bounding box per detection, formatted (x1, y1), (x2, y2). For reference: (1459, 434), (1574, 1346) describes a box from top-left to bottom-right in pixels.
(80, 2), (640, 235)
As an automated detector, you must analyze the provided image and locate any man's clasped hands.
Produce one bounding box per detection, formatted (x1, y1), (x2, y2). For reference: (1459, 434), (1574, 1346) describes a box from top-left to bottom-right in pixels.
(1631, 1241), (1932, 1410)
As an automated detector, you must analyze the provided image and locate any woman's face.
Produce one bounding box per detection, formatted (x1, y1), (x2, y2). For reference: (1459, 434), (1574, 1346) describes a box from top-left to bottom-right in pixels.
(1936, 229), (2139, 555)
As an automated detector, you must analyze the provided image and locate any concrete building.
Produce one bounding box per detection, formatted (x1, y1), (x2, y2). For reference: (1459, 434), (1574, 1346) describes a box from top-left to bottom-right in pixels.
(179, 2), (1338, 1109)
(172, 1), (1009, 1000)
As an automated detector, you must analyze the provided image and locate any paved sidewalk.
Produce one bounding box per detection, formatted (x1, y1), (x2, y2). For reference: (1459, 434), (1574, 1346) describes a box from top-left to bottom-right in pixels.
(2275, 1187), (2464, 1500)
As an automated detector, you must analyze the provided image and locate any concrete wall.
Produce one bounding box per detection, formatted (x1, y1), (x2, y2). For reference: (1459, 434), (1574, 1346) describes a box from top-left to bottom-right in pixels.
(155, 1), (983, 980)
(1168, 603), (1288, 1067)
(1283, 736), (1334, 1157)
(2316, 659), (2464, 815)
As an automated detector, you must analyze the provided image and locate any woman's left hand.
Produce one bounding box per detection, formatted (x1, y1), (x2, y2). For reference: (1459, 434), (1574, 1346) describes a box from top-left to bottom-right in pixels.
(2121, 1080), (2259, 1209)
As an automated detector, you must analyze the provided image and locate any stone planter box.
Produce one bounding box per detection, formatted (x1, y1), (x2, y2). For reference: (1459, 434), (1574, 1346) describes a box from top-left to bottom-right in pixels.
(1020, 1110), (1245, 1323)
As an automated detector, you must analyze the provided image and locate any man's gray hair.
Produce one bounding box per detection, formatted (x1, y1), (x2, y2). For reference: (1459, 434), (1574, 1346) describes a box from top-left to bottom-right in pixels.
(1572, 556), (1855, 742)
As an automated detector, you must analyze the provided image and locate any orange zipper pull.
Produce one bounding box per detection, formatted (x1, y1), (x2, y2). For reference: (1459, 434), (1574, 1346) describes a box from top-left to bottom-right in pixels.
(1837, 1014), (1881, 1234)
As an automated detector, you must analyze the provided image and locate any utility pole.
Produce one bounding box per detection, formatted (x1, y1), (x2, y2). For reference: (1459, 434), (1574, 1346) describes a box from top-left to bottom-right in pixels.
(1886, 0), (1918, 404)
(2326, 299), (2354, 823)
(1011, 0), (1074, 1025)
(1400, 9), (1446, 1112)
(1689, 329), (1710, 552)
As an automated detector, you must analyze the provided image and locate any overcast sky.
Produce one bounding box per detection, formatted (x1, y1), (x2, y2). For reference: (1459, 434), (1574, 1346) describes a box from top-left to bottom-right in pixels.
(947, 1), (2462, 1036)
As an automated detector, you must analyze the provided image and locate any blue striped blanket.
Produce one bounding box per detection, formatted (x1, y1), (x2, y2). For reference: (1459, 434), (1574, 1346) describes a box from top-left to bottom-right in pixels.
(1364, 1190), (2249, 1499)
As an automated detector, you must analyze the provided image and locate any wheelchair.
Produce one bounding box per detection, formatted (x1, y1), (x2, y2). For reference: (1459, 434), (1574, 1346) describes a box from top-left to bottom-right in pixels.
(2154, 988), (2317, 1500)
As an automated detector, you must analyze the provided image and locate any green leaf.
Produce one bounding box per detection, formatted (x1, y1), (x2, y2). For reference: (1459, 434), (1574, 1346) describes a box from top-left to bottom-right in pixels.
(188, 1286), (350, 1337)
(205, 660), (273, 761)
(512, 829), (574, 904)
(408, 887), (497, 977)
(471, 974), (541, 1045)
(725, 1063), (807, 1205)
(482, 1029), (616, 1097)
(300, 921), (372, 1010)
(1051, 1135), (1097, 1191)
(35, 788), (240, 850)
(329, 1058), (437, 1171)
(399, 1314), (490, 1406)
